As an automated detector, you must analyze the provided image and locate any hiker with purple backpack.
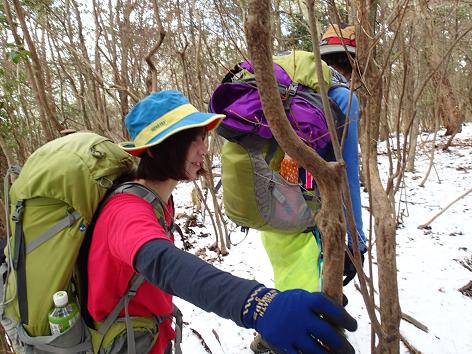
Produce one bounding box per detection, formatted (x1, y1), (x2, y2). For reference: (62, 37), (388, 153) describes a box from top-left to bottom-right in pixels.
(206, 22), (366, 352)
(247, 24), (367, 353)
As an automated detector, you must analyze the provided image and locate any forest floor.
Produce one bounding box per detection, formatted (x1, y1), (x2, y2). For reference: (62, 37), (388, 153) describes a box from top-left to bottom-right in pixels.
(172, 122), (472, 354)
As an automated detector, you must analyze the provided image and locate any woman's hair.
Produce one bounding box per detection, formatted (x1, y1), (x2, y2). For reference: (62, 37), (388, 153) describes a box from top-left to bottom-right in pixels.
(136, 127), (207, 181)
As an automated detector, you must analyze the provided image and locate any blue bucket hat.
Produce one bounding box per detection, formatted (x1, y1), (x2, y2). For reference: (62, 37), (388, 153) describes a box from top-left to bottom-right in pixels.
(120, 90), (225, 156)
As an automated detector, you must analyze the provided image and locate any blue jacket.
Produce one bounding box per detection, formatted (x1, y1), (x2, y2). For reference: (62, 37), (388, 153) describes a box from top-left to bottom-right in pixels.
(328, 84), (366, 252)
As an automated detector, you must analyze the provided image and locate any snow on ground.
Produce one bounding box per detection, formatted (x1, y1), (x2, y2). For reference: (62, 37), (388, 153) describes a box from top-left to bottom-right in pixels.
(171, 123), (472, 354)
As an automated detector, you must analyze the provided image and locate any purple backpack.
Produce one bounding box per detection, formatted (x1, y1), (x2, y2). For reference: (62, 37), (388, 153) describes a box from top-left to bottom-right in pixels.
(210, 60), (345, 158)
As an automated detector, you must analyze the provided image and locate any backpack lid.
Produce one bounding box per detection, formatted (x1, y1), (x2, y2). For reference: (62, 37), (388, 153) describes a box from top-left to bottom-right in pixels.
(272, 50), (332, 92)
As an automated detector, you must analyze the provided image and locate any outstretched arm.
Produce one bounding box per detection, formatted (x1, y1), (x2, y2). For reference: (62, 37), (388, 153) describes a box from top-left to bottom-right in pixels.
(134, 239), (357, 354)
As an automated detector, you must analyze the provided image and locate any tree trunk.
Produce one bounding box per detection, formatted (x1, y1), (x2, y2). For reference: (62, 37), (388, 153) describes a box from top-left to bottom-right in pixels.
(11, 0), (62, 137)
(118, 0), (132, 120)
(245, 0), (346, 305)
(3, 0), (54, 142)
(354, 0), (401, 352)
(419, 0), (464, 136)
(402, 25), (419, 172)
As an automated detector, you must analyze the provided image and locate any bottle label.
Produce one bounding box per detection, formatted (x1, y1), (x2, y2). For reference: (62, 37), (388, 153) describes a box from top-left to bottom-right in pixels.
(48, 303), (79, 335)
(50, 322), (64, 335)
(49, 313), (79, 334)
(69, 315), (78, 328)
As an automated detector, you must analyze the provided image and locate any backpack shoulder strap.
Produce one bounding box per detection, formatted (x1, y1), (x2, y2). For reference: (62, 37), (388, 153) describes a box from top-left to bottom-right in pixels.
(117, 182), (186, 250)
(98, 182), (184, 354)
(82, 182), (183, 354)
(96, 272), (144, 354)
(78, 182), (170, 324)
(109, 182), (174, 236)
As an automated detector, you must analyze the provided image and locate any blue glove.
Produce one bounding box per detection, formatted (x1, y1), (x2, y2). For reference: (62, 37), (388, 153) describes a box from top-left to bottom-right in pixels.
(343, 248), (365, 286)
(242, 287), (357, 354)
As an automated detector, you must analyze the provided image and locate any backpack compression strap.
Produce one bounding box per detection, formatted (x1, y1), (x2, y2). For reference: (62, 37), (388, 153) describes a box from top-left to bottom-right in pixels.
(12, 203), (81, 324)
(11, 199), (28, 324)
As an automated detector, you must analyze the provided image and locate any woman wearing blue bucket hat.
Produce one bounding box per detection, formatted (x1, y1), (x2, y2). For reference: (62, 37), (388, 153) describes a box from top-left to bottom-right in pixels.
(87, 90), (357, 354)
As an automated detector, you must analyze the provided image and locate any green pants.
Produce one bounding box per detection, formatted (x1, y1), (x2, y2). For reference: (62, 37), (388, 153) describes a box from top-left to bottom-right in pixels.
(261, 230), (322, 292)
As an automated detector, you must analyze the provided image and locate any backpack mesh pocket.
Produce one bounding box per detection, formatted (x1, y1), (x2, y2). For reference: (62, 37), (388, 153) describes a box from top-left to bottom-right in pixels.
(251, 150), (315, 233)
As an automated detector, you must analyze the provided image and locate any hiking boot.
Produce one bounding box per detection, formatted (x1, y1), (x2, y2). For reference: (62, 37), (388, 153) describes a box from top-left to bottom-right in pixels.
(250, 334), (275, 354)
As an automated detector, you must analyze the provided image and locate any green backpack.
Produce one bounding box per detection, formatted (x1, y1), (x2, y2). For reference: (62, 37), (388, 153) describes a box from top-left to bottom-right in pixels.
(210, 51), (346, 234)
(0, 132), (182, 354)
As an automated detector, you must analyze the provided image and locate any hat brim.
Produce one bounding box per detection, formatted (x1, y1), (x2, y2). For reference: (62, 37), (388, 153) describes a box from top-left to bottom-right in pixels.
(119, 112), (225, 156)
(320, 44), (356, 56)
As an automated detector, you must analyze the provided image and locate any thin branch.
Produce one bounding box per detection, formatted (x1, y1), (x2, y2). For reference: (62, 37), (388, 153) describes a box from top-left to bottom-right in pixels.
(355, 283), (429, 333)
(400, 334), (423, 354)
(418, 187), (472, 229)
(145, 0), (167, 93)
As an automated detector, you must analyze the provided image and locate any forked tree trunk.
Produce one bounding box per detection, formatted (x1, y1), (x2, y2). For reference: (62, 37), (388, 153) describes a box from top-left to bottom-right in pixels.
(245, 0), (346, 305)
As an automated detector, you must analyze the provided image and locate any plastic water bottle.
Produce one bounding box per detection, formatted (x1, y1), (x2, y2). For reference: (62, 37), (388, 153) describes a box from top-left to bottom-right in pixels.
(48, 291), (79, 335)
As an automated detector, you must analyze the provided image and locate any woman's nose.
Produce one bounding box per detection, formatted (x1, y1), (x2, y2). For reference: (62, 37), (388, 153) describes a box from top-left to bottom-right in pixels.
(199, 140), (208, 156)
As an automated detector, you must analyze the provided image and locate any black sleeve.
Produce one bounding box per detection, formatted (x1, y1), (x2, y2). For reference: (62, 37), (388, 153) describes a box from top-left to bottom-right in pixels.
(134, 239), (262, 327)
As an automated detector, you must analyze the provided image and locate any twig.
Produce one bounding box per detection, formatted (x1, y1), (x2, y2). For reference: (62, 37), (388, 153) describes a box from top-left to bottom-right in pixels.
(400, 312), (429, 333)
(458, 281), (472, 297)
(418, 186), (472, 229)
(355, 283), (429, 333)
(211, 329), (223, 349)
(455, 256), (472, 272)
(190, 328), (213, 354)
(400, 334), (423, 354)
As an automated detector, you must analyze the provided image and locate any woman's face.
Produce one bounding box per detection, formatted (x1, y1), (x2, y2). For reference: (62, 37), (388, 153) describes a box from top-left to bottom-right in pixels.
(184, 129), (208, 180)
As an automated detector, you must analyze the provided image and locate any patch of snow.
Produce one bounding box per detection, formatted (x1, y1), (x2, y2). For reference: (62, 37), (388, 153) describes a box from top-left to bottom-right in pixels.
(172, 123), (472, 353)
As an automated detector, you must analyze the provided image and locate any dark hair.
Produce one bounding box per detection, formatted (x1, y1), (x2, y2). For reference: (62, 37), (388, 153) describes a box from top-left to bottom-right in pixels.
(321, 52), (354, 74)
(136, 127), (207, 181)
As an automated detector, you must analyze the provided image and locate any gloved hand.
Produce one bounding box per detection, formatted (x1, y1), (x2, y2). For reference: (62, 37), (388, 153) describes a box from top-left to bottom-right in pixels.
(343, 248), (365, 286)
(242, 287), (357, 354)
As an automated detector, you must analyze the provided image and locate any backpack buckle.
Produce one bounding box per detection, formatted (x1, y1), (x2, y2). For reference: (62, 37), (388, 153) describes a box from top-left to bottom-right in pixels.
(7, 165), (22, 176)
(287, 83), (298, 96)
(12, 200), (25, 223)
(127, 288), (138, 297)
(240, 226), (249, 235)
(232, 70), (244, 82)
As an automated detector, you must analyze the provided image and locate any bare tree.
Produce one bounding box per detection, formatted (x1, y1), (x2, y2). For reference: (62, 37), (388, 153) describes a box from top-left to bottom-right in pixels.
(245, 0), (348, 304)
(353, 0), (405, 352)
